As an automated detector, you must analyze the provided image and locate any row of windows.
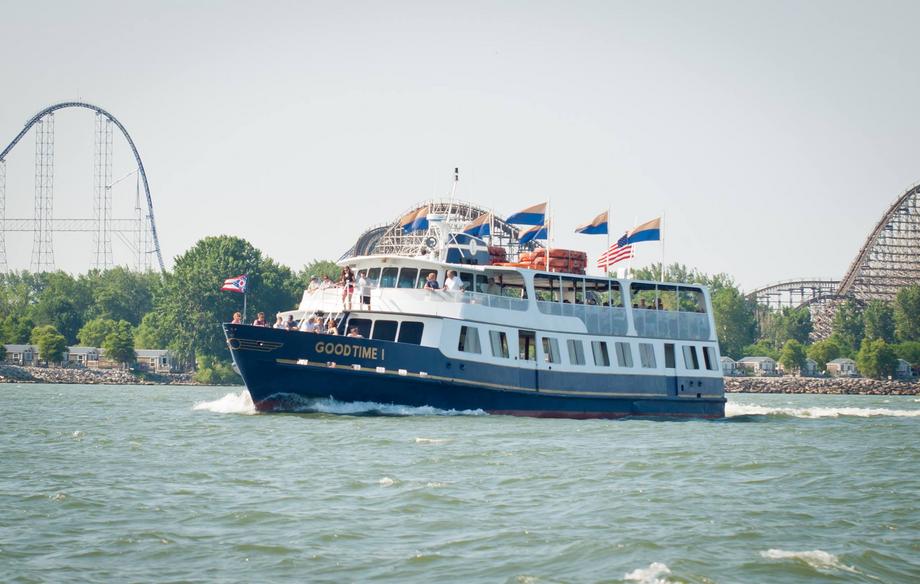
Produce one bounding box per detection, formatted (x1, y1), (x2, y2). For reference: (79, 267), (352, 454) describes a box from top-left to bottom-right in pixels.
(457, 325), (718, 371)
(363, 266), (527, 297)
(345, 317), (424, 344)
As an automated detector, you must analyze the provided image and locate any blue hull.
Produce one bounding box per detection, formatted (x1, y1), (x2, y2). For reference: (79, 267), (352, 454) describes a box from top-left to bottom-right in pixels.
(224, 324), (725, 419)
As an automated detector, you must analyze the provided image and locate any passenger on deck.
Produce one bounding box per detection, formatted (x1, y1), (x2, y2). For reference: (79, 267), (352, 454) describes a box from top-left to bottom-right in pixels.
(273, 314), (285, 329)
(300, 316), (316, 332)
(357, 271), (370, 310)
(486, 277), (501, 296)
(444, 270), (463, 292)
(347, 326), (363, 338)
(312, 316), (324, 332)
(319, 275), (334, 289)
(325, 320), (339, 335)
(639, 299), (648, 310)
(253, 312), (268, 326)
(656, 299), (665, 310)
(423, 272), (440, 291)
(307, 276), (320, 292)
(231, 312), (242, 324)
(285, 315), (297, 330)
(341, 266), (355, 311)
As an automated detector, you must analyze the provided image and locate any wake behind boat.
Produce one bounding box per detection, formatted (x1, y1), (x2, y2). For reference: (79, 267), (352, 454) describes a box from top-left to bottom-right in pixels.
(225, 197), (725, 419)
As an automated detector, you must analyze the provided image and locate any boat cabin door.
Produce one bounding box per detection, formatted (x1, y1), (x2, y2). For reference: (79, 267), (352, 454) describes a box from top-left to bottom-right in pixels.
(664, 342), (678, 396)
(518, 329), (538, 390)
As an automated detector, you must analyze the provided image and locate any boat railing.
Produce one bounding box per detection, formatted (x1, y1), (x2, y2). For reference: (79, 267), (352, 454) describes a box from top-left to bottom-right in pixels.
(536, 300), (629, 335)
(632, 308), (711, 341)
(303, 285), (529, 312)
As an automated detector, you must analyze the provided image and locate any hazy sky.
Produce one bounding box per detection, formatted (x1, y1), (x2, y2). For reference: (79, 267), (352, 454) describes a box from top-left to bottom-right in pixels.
(1, 0), (918, 291)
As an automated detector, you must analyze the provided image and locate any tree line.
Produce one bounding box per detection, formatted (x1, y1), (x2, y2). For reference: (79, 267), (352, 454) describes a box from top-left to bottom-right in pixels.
(635, 263), (920, 379)
(2, 245), (919, 382)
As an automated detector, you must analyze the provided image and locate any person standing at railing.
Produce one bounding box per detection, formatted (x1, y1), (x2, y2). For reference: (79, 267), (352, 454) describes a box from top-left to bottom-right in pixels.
(357, 271), (371, 310)
(444, 270), (463, 292)
(340, 266), (356, 311)
(307, 276), (320, 293)
(423, 271), (440, 292)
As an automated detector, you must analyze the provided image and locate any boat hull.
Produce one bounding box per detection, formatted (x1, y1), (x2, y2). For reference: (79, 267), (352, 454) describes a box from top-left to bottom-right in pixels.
(224, 324), (725, 419)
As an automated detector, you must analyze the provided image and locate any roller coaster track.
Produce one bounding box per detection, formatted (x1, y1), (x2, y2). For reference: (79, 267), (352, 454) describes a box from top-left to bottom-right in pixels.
(0, 102), (165, 272)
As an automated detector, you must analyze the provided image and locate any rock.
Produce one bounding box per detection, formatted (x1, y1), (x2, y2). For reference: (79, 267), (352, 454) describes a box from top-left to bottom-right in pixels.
(724, 375), (919, 395)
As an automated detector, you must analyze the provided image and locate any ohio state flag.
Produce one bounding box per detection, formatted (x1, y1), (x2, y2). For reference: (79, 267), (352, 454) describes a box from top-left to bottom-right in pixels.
(221, 274), (247, 294)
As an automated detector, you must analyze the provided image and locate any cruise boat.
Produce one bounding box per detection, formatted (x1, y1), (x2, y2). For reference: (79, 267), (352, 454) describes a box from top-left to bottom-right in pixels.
(224, 207), (725, 419)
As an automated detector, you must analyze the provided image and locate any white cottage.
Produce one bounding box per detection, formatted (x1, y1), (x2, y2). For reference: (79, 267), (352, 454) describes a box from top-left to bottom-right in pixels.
(720, 356), (737, 376)
(736, 356), (777, 376)
(826, 358), (858, 377)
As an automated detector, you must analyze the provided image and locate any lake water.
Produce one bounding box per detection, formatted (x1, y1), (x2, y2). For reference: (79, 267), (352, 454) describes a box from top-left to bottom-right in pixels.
(1, 384), (918, 583)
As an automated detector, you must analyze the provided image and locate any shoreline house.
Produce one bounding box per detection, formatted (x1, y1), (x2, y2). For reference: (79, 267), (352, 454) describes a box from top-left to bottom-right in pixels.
(720, 356), (738, 376)
(826, 357), (858, 377)
(736, 356), (777, 376)
(135, 349), (176, 374)
(66, 347), (101, 368)
(779, 357), (818, 376)
(4, 344), (38, 366)
(895, 359), (913, 379)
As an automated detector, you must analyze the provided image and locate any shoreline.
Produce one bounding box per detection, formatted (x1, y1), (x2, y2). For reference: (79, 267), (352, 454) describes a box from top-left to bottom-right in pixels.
(725, 376), (919, 395)
(3, 364), (918, 395)
(0, 364), (229, 386)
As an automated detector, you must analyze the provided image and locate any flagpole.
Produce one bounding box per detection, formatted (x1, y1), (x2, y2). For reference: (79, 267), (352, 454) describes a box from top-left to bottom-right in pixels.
(242, 288), (248, 322)
(627, 215), (637, 279)
(604, 206), (611, 276)
(545, 200), (551, 272)
(660, 211), (666, 283)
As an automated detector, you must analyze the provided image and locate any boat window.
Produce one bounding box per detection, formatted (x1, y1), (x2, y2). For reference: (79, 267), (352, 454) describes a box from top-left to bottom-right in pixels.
(491, 271), (527, 300)
(347, 317), (372, 339)
(639, 343), (657, 368)
(534, 273), (561, 302)
(489, 330), (510, 358)
(683, 345), (700, 369)
(584, 279), (609, 307)
(607, 280), (625, 307)
(365, 267), (381, 286)
(380, 267), (399, 288)
(664, 343), (676, 368)
(475, 274), (488, 293)
(591, 341), (610, 367)
(459, 272), (474, 291)
(615, 342), (633, 368)
(458, 325), (482, 353)
(541, 337), (561, 364)
(372, 320), (398, 341)
(562, 276), (585, 304)
(630, 282), (678, 311)
(567, 339), (586, 365)
(679, 287), (707, 313)
(416, 269), (438, 288)
(397, 321), (424, 345)
(518, 330), (536, 361)
(702, 346), (717, 370)
(397, 268), (418, 289)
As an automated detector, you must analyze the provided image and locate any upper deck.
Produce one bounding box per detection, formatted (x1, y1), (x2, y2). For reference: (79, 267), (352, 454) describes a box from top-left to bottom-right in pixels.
(296, 256), (715, 342)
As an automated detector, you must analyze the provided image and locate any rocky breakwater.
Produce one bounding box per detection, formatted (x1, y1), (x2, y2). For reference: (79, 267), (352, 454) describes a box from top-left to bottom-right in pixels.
(725, 376), (919, 395)
(0, 364), (196, 385)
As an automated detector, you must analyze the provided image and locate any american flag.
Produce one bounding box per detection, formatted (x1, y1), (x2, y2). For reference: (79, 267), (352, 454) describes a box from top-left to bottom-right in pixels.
(221, 274), (248, 294)
(597, 233), (634, 269)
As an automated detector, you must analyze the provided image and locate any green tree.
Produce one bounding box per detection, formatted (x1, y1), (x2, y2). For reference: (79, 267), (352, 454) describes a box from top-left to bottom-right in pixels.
(27, 271), (92, 344)
(77, 318), (117, 347)
(0, 315), (35, 344)
(863, 299), (896, 343)
(30, 325), (68, 364)
(742, 341), (780, 361)
(832, 299), (864, 355)
(134, 311), (171, 349)
(299, 259), (340, 285)
(855, 338), (898, 379)
(894, 285), (920, 342)
(892, 341), (920, 366)
(762, 306), (812, 349)
(82, 267), (159, 326)
(807, 338), (842, 371)
(779, 339), (807, 374)
(192, 354), (242, 385)
(157, 236), (300, 367)
(102, 321), (136, 367)
(0, 344), (6, 361)
(711, 287), (758, 359)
